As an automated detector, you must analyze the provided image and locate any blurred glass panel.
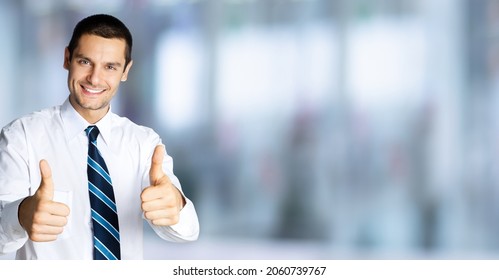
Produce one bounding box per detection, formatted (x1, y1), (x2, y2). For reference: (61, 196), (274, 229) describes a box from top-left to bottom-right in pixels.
(155, 30), (204, 130)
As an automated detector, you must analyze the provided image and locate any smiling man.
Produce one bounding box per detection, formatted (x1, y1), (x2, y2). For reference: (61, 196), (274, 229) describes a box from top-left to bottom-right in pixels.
(66, 34), (131, 122)
(0, 14), (199, 259)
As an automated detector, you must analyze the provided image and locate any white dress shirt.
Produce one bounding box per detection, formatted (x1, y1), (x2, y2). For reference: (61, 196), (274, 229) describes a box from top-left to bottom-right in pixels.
(0, 99), (199, 259)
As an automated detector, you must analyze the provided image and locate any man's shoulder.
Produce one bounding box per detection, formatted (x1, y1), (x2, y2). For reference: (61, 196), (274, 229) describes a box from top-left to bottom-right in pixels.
(2, 106), (61, 133)
(110, 113), (159, 139)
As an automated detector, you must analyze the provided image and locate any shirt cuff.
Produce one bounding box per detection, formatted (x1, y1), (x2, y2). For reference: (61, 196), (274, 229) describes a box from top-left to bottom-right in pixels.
(0, 197), (28, 252)
(170, 198), (199, 238)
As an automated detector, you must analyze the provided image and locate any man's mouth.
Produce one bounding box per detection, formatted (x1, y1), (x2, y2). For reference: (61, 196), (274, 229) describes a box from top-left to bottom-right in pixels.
(81, 85), (106, 94)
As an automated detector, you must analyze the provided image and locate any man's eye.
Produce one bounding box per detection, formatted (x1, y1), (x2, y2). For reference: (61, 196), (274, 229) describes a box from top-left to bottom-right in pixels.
(107, 65), (117, 71)
(79, 59), (90, 65)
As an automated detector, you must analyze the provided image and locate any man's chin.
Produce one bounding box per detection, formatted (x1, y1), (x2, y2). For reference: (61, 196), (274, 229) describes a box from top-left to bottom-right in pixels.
(74, 98), (108, 111)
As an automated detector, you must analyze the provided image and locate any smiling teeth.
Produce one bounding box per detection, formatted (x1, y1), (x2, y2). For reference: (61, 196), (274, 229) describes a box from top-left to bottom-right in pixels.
(84, 87), (104, 94)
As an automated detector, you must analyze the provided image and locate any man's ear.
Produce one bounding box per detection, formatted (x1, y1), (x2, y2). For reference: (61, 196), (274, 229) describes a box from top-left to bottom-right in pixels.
(121, 60), (133, 82)
(63, 47), (71, 70)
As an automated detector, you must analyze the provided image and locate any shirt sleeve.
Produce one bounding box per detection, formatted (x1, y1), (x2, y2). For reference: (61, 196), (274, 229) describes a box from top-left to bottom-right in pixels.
(0, 198), (28, 254)
(0, 122), (31, 254)
(141, 133), (200, 242)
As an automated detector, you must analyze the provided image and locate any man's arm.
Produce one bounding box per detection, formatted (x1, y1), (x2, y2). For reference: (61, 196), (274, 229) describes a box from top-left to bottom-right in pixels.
(0, 124), (30, 254)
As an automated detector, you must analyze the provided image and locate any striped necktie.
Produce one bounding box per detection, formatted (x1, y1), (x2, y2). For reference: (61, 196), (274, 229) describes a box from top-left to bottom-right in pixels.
(86, 125), (121, 260)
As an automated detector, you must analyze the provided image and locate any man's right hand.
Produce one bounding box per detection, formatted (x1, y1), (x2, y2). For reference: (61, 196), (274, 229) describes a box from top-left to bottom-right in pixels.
(18, 160), (70, 242)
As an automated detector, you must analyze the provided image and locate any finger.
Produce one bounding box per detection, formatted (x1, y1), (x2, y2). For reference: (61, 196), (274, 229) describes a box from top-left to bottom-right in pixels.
(141, 197), (178, 212)
(141, 185), (169, 202)
(150, 217), (179, 227)
(29, 233), (60, 242)
(142, 199), (165, 212)
(44, 216), (68, 227)
(32, 224), (65, 235)
(144, 209), (172, 220)
(149, 145), (165, 185)
(144, 210), (179, 226)
(48, 201), (71, 217)
(37, 160), (54, 201)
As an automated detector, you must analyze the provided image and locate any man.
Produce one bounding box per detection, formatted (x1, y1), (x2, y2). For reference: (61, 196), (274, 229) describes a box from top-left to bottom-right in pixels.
(0, 14), (199, 259)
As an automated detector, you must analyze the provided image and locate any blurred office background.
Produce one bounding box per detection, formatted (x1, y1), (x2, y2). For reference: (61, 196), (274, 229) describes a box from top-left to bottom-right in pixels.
(1, 0), (498, 259)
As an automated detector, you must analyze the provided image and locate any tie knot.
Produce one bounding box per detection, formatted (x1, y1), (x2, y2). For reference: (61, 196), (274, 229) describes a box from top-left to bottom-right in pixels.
(85, 125), (100, 143)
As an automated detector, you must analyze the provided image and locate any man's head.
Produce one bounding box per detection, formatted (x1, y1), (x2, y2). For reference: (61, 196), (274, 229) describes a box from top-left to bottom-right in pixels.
(67, 14), (133, 68)
(64, 14), (134, 124)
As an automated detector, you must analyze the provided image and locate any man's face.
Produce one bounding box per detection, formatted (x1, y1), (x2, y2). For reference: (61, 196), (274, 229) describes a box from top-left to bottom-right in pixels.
(64, 34), (133, 123)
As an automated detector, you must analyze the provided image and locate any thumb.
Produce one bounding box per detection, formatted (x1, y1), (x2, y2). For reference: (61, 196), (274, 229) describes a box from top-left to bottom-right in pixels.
(37, 159), (54, 200)
(149, 145), (165, 185)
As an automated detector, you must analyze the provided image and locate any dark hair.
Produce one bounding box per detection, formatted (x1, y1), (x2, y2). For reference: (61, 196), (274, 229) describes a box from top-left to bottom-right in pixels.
(67, 14), (133, 68)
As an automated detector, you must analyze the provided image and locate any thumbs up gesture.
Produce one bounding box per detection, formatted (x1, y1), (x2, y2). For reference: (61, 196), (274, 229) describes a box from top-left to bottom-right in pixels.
(18, 160), (70, 242)
(141, 145), (185, 226)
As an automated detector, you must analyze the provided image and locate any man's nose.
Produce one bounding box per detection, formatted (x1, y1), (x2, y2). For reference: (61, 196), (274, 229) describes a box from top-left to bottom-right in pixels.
(87, 67), (101, 85)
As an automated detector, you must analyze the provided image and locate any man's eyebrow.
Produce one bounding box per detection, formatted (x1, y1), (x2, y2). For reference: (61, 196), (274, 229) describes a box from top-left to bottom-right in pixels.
(74, 53), (91, 61)
(106, 61), (123, 68)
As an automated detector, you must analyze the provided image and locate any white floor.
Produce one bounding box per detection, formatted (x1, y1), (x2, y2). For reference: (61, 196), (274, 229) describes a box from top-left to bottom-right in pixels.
(2, 229), (498, 260)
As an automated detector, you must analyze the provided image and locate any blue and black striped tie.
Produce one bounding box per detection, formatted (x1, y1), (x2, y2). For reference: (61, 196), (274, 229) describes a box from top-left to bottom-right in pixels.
(86, 125), (121, 260)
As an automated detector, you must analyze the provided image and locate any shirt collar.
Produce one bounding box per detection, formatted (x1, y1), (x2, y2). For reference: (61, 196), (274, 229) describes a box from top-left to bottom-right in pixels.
(60, 98), (113, 146)
(94, 109), (112, 146)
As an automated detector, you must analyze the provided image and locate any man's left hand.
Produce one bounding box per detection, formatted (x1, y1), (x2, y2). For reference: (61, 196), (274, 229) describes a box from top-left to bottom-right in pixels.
(141, 145), (185, 226)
